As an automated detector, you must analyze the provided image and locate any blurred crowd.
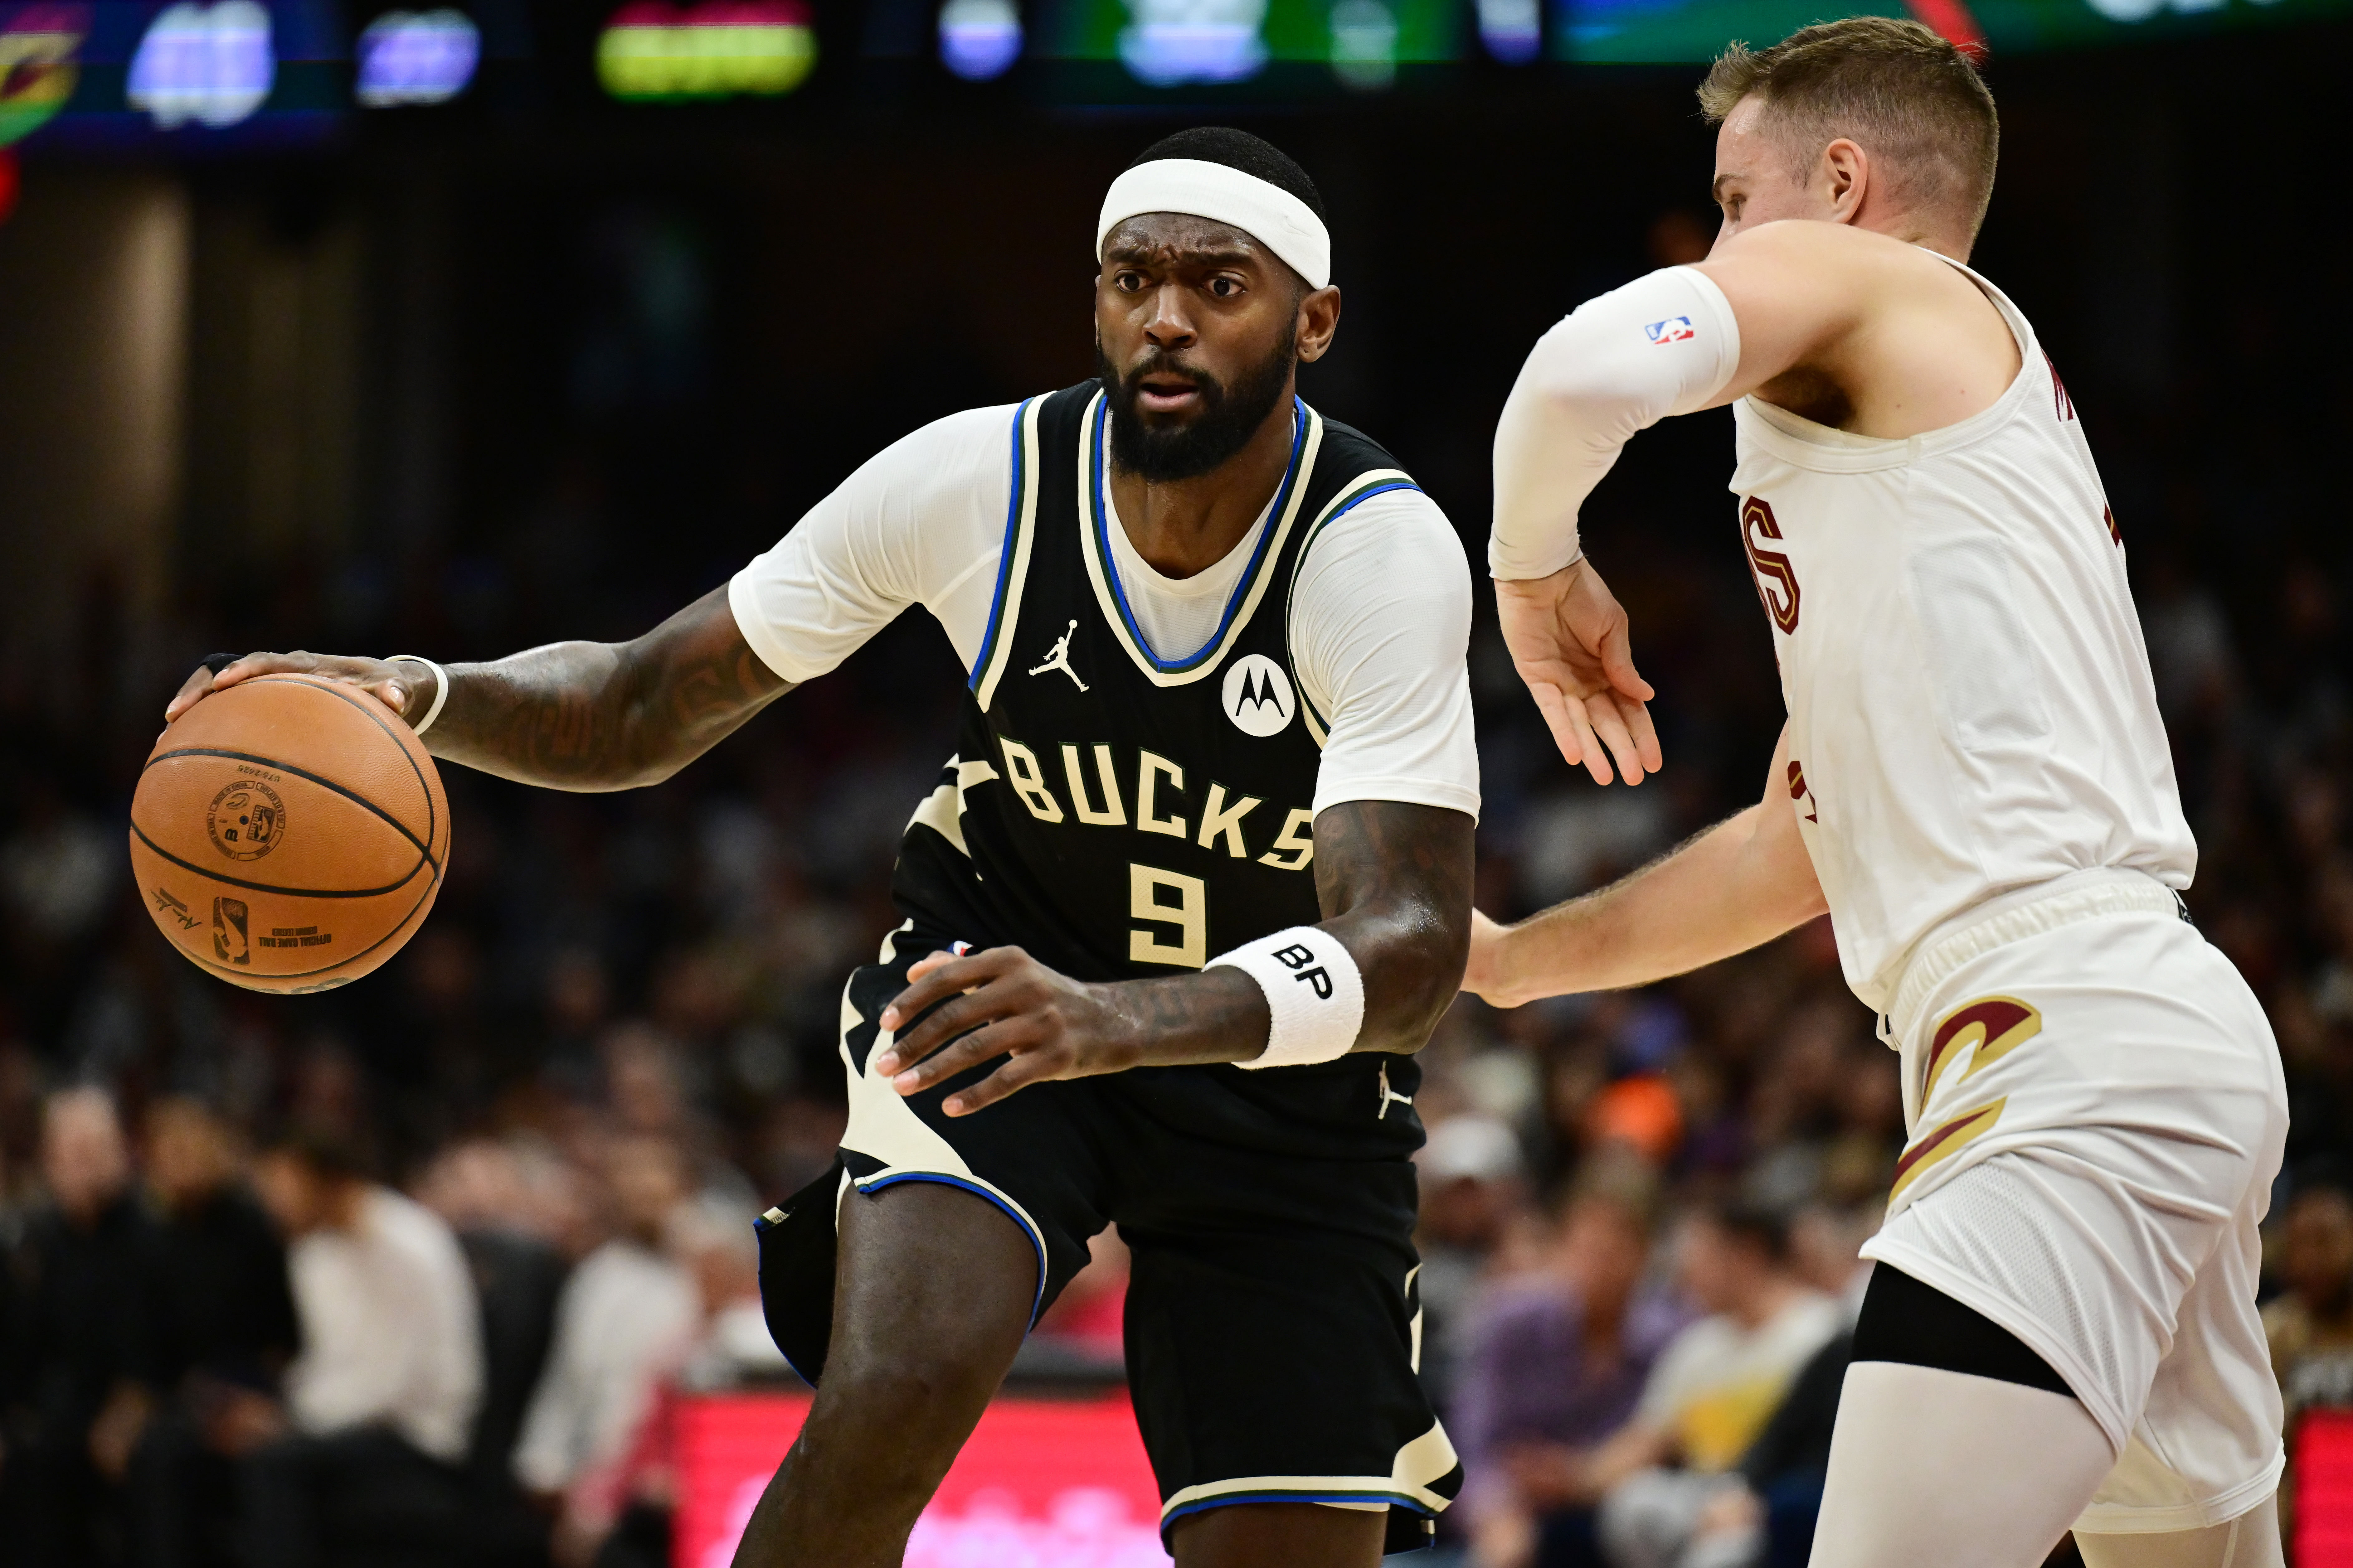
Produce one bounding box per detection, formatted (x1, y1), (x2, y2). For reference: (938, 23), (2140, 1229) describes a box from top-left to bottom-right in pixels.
(3, 198), (2352, 1568)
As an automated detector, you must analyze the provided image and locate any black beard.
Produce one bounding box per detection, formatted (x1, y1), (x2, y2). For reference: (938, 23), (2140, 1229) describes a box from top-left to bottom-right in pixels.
(1096, 327), (1296, 483)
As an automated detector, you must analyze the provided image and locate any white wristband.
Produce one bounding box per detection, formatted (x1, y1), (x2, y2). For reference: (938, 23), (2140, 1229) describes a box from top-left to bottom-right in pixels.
(1208, 926), (1365, 1070)
(386, 656), (449, 737)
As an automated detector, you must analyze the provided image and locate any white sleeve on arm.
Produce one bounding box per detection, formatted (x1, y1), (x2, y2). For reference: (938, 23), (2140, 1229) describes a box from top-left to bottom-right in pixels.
(1489, 266), (1741, 581)
(1292, 488), (1480, 822)
(727, 403), (1017, 683)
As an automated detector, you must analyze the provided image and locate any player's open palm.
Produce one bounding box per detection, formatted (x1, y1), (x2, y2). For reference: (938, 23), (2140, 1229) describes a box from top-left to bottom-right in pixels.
(1495, 560), (1662, 786)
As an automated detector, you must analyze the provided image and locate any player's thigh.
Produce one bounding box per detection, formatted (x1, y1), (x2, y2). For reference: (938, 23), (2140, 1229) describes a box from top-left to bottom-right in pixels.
(837, 927), (1110, 1305)
(1810, 1361), (2115, 1568)
(823, 1176), (1038, 1405)
(734, 1183), (1037, 1567)
(1169, 1500), (1387, 1568)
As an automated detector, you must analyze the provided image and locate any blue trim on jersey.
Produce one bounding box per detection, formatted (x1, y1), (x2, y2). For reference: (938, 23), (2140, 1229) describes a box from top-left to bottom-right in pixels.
(1319, 477), (1420, 521)
(1286, 476), (1425, 735)
(968, 397), (1037, 694)
(1089, 396), (1307, 673)
(855, 1170), (1049, 1325)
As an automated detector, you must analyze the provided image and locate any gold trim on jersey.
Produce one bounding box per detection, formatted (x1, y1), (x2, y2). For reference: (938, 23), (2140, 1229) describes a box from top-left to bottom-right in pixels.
(972, 397), (1047, 712)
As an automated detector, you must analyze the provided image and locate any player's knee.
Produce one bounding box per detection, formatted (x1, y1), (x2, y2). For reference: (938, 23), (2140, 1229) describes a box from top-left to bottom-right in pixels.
(808, 1350), (999, 1463)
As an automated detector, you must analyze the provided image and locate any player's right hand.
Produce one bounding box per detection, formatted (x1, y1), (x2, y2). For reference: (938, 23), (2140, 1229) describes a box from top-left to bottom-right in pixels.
(165, 651), (430, 728)
(1495, 560), (1661, 787)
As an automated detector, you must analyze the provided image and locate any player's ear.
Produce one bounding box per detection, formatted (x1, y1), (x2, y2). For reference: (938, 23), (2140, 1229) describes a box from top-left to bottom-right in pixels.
(1295, 284), (1342, 364)
(1822, 138), (1868, 224)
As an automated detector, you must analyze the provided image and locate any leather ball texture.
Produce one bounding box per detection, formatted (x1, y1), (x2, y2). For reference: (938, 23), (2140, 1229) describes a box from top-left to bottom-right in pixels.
(129, 673), (450, 994)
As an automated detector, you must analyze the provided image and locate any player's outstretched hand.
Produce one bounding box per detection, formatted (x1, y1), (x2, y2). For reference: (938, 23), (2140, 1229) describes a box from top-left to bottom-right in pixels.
(165, 651), (428, 727)
(1495, 560), (1661, 786)
(873, 946), (1142, 1116)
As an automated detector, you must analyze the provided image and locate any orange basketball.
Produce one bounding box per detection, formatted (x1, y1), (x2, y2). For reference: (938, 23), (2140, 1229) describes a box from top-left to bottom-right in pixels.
(129, 673), (450, 994)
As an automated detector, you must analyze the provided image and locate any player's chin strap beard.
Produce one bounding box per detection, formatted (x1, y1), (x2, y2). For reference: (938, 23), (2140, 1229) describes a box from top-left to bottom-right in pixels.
(1096, 331), (1295, 484)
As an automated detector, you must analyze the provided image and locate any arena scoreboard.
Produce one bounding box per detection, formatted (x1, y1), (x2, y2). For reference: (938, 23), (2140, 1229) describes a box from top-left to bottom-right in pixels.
(0, 0), (2345, 135)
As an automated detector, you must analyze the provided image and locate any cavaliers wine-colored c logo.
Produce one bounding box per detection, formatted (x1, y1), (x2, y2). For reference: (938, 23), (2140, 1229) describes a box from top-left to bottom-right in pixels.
(1740, 497), (1801, 634)
(1921, 995), (2041, 1107)
(1888, 995), (2044, 1202)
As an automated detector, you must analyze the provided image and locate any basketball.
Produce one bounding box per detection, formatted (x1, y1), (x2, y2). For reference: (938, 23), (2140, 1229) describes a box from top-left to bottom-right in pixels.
(129, 673), (450, 994)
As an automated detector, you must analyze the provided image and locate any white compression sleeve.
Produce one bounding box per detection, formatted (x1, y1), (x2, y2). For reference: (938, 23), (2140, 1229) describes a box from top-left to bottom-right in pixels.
(1811, 1361), (2116, 1568)
(1489, 265), (1740, 581)
(1208, 926), (1365, 1069)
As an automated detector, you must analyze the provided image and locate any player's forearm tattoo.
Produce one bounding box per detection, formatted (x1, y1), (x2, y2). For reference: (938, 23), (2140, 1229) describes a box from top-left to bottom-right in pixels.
(1312, 799), (1477, 1054)
(421, 586), (792, 790)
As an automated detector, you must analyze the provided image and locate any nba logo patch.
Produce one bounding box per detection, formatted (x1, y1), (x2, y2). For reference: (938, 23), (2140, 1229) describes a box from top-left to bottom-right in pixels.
(1645, 316), (1695, 345)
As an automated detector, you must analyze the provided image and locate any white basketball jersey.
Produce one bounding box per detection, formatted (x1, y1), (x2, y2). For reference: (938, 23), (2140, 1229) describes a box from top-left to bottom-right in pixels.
(1728, 255), (2195, 1011)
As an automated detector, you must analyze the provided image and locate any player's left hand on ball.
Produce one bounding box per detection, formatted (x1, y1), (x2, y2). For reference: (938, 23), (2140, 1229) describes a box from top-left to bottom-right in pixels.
(1495, 560), (1662, 786)
(873, 946), (1133, 1116)
(163, 650), (425, 726)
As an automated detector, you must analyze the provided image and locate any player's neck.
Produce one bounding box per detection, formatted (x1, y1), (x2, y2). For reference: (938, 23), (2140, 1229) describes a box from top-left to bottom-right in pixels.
(1107, 391), (1298, 581)
(1849, 208), (1972, 265)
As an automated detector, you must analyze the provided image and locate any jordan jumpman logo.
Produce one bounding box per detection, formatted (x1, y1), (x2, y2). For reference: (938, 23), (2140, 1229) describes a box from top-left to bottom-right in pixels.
(1028, 620), (1089, 691)
(1377, 1061), (1415, 1120)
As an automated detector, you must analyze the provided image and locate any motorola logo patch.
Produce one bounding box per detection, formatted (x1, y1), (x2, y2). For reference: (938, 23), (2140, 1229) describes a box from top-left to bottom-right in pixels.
(1222, 654), (1295, 738)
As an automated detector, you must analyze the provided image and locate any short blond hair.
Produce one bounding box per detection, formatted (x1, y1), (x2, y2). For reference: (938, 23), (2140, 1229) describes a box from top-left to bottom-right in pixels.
(1699, 16), (2000, 238)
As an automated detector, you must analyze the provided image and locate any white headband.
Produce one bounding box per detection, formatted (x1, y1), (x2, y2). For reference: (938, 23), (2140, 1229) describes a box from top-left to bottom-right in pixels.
(1096, 157), (1332, 291)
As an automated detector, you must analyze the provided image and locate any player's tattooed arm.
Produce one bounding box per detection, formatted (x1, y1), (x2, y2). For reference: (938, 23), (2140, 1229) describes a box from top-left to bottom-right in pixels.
(1309, 798), (1478, 1054)
(163, 587), (793, 791)
(872, 800), (1475, 1116)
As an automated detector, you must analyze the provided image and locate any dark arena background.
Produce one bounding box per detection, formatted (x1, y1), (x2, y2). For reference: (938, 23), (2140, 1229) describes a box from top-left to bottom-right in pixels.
(2, 1), (2351, 1564)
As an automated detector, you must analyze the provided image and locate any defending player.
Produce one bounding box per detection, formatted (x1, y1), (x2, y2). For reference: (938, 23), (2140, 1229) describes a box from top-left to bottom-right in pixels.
(1464, 21), (2288, 1568)
(169, 129), (1484, 1566)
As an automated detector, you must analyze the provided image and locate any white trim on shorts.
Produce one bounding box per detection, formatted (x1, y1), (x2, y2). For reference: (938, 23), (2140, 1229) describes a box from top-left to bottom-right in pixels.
(836, 922), (1053, 1322)
(1157, 1418), (1460, 1529)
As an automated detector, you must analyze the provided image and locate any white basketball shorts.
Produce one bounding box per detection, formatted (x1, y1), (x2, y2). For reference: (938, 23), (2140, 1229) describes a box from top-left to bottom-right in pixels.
(1860, 872), (2290, 1534)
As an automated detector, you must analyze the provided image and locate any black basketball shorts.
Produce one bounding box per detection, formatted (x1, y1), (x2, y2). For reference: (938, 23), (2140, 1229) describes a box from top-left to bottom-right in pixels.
(755, 923), (1462, 1553)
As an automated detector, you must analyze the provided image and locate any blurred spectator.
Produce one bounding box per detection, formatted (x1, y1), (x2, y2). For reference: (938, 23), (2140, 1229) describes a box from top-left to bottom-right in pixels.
(1, 1086), (160, 1568)
(554, 1195), (786, 1568)
(412, 1136), (575, 1563)
(1418, 1114), (1534, 1413)
(129, 1097), (300, 1568)
(241, 1127), (484, 1568)
(1453, 1162), (1687, 1568)
(1680, 1205), (1879, 1568)
(1587, 1200), (1840, 1568)
(1, 785), (114, 946)
(668, 1194), (786, 1392)
(2266, 1184), (2353, 1420)
(513, 1134), (698, 1510)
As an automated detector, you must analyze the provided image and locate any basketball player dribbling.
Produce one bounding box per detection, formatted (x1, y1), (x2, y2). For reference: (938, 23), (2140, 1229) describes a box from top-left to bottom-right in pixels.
(1463, 20), (2287, 1568)
(167, 129), (1491, 1567)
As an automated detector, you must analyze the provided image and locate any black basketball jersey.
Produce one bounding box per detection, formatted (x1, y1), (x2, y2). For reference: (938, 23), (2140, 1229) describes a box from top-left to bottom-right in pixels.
(886, 380), (1429, 1147)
